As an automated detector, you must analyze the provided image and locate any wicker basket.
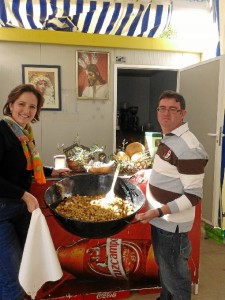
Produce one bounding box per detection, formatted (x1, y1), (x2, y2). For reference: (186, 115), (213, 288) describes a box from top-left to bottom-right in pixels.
(115, 156), (152, 175)
(87, 161), (114, 174)
(67, 159), (86, 173)
(64, 143), (103, 173)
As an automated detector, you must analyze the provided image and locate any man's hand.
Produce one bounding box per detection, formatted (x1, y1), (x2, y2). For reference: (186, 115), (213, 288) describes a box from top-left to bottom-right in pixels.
(135, 209), (159, 223)
(135, 205), (171, 223)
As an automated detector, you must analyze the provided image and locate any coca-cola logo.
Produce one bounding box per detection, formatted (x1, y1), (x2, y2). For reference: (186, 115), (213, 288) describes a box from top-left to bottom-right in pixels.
(96, 291), (117, 299)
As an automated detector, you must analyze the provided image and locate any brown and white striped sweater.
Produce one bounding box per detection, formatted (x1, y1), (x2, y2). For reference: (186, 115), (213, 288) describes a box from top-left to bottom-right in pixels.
(147, 122), (208, 233)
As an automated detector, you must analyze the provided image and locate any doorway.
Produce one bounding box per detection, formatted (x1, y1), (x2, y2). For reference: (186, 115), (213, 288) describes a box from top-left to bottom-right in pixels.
(114, 64), (178, 150)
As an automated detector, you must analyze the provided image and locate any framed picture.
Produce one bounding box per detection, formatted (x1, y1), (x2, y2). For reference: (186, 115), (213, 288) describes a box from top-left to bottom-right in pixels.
(76, 51), (109, 100)
(22, 64), (61, 110)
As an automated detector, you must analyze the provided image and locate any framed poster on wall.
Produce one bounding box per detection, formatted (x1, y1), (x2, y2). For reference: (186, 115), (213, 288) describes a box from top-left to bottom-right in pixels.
(22, 64), (61, 111)
(76, 51), (109, 100)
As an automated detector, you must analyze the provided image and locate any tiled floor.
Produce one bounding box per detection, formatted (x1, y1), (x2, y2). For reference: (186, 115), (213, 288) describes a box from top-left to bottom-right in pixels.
(128, 226), (225, 300)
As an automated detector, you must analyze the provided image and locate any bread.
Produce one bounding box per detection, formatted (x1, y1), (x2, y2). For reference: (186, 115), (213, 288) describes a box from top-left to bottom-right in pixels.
(131, 152), (143, 162)
(114, 151), (130, 161)
(125, 142), (145, 158)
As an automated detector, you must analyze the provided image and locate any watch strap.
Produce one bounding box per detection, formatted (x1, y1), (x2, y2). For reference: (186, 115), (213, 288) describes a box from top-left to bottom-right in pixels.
(157, 207), (164, 218)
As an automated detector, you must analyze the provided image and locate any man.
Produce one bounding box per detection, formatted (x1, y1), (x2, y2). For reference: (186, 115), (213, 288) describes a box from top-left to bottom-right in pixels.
(135, 90), (208, 300)
(82, 64), (108, 99)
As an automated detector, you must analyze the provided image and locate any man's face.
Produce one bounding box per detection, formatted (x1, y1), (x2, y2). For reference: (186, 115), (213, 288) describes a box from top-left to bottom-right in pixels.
(157, 98), (186, 134)
(87, 71), (98, 86)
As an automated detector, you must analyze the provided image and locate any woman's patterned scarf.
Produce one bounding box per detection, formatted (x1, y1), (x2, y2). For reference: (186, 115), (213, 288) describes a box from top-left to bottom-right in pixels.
(4, 116), (46, 184)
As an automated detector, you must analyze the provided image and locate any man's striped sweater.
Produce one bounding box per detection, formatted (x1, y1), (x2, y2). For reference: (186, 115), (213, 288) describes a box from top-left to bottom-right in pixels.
(147, 122), (208, 233)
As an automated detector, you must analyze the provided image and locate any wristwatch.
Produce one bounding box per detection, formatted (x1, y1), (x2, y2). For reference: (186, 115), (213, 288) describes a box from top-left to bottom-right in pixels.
(157, 207), (164, 218)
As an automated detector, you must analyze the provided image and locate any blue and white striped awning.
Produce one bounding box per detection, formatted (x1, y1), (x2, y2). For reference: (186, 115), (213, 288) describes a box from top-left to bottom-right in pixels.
(0, 0), (172, 38)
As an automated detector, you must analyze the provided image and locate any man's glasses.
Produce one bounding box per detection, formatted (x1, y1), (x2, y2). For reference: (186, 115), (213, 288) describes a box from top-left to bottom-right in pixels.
(157, 107), (182, 114)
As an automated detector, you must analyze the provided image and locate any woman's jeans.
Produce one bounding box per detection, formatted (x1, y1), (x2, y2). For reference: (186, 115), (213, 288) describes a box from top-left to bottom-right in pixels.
(0, 200), (31, 300)
(151, 225), (192, 300)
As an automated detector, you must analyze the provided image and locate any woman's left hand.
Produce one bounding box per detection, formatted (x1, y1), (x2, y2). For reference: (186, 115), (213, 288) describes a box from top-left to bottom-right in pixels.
(51, 168), (71, 177)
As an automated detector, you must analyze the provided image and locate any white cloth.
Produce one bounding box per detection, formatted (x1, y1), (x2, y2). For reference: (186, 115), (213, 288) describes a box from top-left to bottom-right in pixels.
(19, 208), (63, 299)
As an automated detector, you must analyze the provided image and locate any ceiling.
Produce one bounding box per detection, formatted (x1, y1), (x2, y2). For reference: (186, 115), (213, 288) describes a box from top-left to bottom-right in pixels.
(0, 0), (219, 58)
(0, 0), (172, 38)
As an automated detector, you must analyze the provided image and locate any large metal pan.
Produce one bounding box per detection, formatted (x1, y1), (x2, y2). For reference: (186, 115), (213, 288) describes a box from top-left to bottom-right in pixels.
(44, 174), (145, 238)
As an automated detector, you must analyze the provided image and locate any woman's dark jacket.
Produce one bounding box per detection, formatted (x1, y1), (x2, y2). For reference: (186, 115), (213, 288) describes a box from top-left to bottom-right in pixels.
(0, 120), (52, 201)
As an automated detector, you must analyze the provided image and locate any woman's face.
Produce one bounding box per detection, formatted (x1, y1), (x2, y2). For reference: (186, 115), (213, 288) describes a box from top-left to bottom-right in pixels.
(36, 80), (48, 95)
(9, 92), (38, 127)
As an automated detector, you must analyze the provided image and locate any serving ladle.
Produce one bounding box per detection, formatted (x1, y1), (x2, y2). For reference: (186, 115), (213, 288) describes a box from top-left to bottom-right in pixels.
(101, 164), (120, 205)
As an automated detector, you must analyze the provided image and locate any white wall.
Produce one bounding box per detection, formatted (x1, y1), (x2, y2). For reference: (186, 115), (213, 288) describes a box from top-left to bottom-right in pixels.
(0, 41), (201, 165)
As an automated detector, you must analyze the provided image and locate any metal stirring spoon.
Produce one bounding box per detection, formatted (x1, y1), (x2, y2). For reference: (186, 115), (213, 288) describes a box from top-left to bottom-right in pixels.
(102, 164), (120, 205)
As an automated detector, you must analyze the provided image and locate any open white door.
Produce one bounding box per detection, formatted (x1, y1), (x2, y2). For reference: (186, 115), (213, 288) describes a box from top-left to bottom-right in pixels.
(177, 56), (225, 227)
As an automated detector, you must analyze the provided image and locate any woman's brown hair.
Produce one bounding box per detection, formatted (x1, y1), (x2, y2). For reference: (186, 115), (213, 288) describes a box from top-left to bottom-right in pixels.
(2, 84), (44, 123)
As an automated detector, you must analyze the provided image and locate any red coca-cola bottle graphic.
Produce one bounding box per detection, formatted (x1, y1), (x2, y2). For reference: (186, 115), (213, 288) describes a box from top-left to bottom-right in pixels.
(57, 238), (158, 281)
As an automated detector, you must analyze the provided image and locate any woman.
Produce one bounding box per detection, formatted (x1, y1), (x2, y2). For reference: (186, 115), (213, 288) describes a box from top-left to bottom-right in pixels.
(0, 84), (70, 299)
(30, 74), (55, 105)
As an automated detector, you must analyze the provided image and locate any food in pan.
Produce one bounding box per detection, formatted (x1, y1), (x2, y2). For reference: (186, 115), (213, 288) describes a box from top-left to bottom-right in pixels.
(55, 194), (135, 222)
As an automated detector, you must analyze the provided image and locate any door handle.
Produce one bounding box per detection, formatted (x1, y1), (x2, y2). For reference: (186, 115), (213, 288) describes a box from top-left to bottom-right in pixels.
(208, 127), (224, 146)
(207, 133), (217, 137)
